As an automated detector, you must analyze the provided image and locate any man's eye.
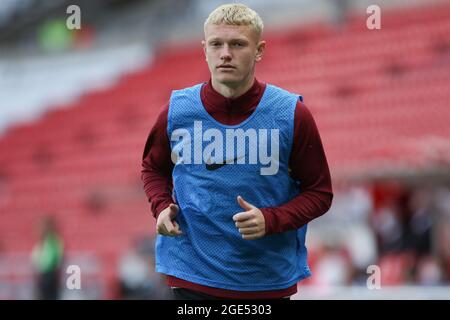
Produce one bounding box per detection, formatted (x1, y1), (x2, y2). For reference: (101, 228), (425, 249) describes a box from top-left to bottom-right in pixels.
(210, 42), (221, 47)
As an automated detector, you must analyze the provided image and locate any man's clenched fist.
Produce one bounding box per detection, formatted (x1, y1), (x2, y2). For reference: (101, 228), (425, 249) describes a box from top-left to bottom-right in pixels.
(156, 204), (183, 236)
(233, 196), (266, 240)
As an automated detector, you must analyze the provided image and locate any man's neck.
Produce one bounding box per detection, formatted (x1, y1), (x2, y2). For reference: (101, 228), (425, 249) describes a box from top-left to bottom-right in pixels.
(211, 76), (255, 99)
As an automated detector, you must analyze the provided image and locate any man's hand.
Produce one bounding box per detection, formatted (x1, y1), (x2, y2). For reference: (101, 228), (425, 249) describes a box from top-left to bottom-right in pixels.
(233, 196), (266, 240)
(156, 204), (183, 236)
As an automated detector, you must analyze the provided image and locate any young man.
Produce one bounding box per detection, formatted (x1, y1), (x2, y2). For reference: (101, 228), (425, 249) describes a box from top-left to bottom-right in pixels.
(141, 3), (333, 300)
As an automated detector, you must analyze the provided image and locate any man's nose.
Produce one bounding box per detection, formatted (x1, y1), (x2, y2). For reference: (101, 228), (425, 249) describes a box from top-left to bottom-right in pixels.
(220, 44), (232, 60)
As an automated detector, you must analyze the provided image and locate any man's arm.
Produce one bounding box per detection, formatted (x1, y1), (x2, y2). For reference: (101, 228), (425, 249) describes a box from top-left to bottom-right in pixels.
(260, 101), (333, 234)
(141, 102), (174, 219)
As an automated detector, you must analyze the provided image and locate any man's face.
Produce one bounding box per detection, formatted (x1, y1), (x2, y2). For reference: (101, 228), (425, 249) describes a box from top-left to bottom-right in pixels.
(203, 23), (265, 87)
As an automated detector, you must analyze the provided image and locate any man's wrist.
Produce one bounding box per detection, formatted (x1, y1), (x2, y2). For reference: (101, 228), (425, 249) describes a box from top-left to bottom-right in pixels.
(260, 208), (275, 236)
(154, 199), (174, 219)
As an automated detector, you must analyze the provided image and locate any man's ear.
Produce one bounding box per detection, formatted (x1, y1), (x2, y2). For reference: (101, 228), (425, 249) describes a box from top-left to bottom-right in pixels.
(255, 40), (266, 62)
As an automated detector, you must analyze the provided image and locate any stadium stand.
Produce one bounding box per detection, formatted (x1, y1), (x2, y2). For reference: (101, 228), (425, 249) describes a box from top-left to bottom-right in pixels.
(0, 1), (449, 298)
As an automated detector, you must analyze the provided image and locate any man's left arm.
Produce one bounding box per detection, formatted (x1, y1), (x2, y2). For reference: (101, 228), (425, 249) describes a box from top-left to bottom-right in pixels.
(260, 101), (333, 235)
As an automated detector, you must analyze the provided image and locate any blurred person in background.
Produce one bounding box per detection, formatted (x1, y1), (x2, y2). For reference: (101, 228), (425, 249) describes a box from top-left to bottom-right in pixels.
(118, 243), (152, 299)
(141, 3), (333, 300)
(415, 255), (444, 286)
(118, 237), (172, 299)
(313, 243), (352, 287)
(31, 216), (64, 300)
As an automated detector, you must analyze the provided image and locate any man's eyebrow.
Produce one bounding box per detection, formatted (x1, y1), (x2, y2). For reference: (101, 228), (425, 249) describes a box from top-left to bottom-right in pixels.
(207, 37), (249, 43)
(231, 38), (249, 43)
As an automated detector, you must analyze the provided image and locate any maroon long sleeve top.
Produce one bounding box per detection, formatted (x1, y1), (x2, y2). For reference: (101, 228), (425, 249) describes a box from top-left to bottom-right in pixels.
(141, 78), (333, 299)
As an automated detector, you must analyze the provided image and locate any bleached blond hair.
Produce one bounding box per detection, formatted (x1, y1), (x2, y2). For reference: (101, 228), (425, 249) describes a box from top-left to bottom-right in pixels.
(204, 3), (264, 39)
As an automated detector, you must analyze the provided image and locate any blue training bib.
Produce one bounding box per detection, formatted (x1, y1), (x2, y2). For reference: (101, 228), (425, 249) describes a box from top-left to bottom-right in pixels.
(156, 83), (311, 291)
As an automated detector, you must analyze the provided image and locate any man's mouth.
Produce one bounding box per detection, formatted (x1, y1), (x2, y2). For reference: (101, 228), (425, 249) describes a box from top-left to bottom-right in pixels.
(217, 65), (236, 69)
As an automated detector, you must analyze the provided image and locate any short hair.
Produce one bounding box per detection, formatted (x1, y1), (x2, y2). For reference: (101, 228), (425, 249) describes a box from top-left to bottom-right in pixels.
(204, 3), (264, 39)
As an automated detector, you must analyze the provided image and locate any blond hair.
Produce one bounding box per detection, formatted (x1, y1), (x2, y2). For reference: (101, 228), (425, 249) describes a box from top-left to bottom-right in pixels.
(204, 3), (264, 39)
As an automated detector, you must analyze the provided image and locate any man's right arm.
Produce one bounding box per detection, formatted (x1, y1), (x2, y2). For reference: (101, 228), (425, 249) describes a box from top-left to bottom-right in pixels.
(141, 102), (174, 219)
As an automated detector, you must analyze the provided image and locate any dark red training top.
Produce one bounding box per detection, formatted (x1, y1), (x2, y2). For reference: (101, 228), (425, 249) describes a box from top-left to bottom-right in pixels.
(141, 78), (333, 299)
